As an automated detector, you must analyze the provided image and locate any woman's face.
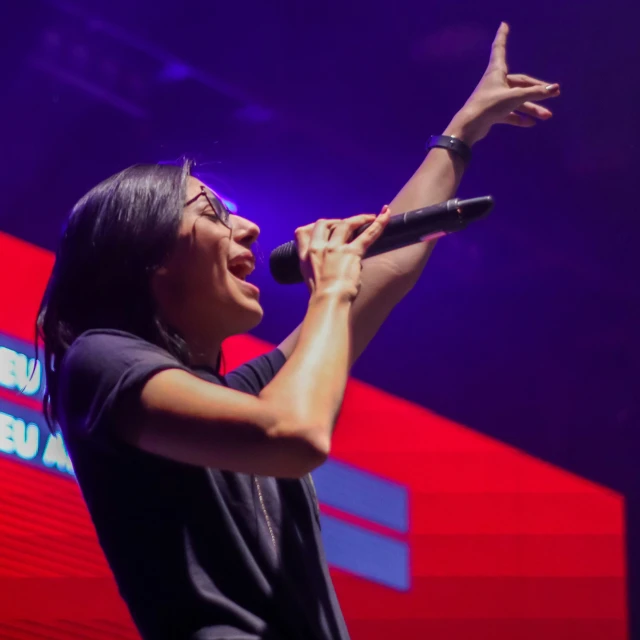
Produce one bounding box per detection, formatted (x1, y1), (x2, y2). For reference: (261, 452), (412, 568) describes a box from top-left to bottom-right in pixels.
(152, 176), (263, 345)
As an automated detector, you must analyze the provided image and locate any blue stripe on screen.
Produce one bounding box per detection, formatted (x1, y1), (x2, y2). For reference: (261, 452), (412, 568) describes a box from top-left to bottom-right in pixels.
(312, 458), (408, 533)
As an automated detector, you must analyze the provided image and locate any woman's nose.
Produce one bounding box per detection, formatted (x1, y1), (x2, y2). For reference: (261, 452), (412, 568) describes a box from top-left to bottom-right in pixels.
(232, 215), (260, 247)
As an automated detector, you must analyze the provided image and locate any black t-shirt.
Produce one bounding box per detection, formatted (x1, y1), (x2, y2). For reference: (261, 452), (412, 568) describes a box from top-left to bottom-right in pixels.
(57, 329), (350, 640)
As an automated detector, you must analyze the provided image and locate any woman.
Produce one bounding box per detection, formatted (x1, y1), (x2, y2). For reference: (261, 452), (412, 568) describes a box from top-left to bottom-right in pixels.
(37, 23), (559, 640)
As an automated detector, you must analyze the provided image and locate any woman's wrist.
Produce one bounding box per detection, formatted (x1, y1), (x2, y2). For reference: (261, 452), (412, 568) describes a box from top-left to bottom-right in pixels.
(443, 109), (484, 147)
(309, 285), (357, 308)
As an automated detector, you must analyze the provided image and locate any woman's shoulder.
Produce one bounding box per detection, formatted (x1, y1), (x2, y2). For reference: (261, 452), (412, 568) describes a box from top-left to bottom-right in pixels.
(62, 329), (181, 379)
(72, 328), (151, 347)
(57, 329), (192, 437)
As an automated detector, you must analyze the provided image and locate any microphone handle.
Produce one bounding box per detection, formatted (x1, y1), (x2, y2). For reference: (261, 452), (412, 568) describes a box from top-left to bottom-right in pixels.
(354, 198), (465, 258)
(269, 197), (491, 284)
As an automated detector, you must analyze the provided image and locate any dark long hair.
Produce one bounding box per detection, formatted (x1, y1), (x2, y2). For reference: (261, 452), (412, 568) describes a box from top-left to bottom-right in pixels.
(37, 160), (195, 431)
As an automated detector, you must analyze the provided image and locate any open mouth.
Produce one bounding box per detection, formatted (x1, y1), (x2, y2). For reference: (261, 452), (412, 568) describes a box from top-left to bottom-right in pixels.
(228, 262), (254, 282)
(227, 255), (259, 295)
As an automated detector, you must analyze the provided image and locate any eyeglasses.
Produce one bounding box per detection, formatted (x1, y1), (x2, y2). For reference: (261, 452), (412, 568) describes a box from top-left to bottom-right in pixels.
(184, 186), (232, 229)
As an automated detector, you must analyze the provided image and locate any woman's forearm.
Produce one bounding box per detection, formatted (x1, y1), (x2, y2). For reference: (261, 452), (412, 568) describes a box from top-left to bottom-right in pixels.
(362, 114), (470, 286)
(261, 291), (353, 452)
(276, 116), (472, 367)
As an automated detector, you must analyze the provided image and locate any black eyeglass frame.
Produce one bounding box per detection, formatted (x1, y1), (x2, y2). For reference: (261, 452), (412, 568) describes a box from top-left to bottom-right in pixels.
(184, 186), (232, 229)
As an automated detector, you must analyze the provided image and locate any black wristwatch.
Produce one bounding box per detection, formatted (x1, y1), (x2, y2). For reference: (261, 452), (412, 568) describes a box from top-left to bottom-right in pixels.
(426, 135), (472, 165)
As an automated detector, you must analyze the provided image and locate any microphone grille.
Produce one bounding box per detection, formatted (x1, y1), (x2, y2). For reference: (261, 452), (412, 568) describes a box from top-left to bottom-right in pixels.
(269, 240), (304, 284)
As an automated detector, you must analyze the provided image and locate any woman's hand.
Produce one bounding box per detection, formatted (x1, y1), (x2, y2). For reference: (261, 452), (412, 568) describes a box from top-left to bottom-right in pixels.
(447, 22), (561, 145)
(295, 206), (391, 301)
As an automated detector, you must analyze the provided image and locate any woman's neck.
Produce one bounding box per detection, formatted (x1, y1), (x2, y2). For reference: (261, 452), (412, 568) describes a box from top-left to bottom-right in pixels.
(185, 335), (222, 370)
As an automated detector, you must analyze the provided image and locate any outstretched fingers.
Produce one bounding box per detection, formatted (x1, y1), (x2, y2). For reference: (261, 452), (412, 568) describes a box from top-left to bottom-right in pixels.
(508, 73), (548, 88)
(487, 22), (510, 73)
(518, 100), (553, 120)
(500, 112), (537, 128)
(515, 82), (561, 102)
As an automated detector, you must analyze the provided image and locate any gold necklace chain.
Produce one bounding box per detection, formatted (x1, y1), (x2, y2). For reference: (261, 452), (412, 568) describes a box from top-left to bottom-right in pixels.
(254, 476), (277, 552)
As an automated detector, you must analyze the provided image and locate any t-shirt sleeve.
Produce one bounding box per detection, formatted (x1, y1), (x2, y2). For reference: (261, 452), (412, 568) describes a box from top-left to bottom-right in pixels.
(224, 348), (287, 396)
(58, 330), (191, 443)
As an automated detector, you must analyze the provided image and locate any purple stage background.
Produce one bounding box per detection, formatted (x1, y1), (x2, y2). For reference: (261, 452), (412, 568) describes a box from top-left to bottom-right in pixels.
(0, 0), (638, 637)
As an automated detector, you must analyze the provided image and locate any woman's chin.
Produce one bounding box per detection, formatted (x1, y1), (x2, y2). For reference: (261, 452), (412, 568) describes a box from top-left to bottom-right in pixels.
(237, 300), (264, 332)
(249, 301), (264, 324)
(219, 290), (264, 336)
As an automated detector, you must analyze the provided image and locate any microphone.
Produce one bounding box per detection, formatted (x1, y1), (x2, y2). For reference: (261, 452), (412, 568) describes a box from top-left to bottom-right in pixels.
(269, 195), (494, 284)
